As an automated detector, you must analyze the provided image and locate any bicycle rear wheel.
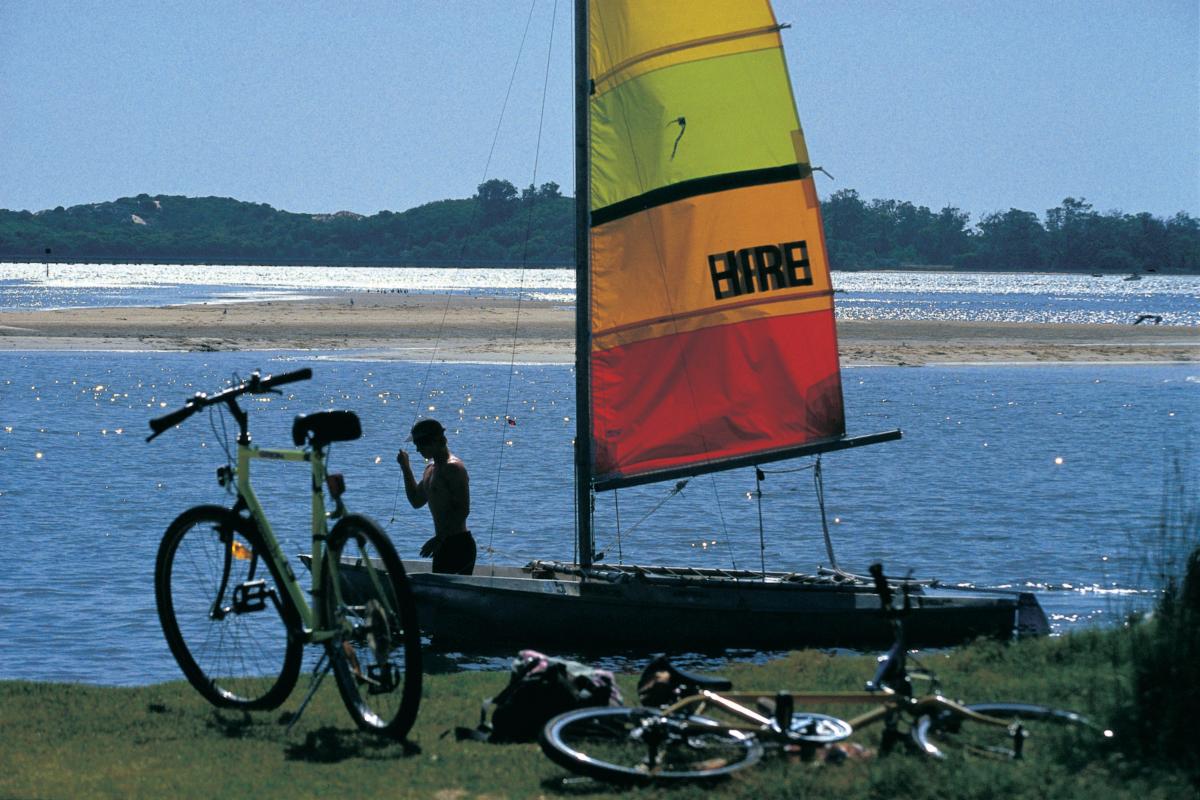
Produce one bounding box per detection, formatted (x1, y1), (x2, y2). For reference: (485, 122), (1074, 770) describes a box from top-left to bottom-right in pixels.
(321, 514), (422, 739)
(913, 702), (1110, 760)
(540, 707), (763, 785)
(155, 505), (303, 710)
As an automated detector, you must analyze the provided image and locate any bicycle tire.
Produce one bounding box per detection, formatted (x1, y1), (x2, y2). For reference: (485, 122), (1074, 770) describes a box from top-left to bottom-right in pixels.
(155, 504), (303, 710)
(321, 514), (422, 739)
(540, 706), (763, 785)
(913, 701), (1110, 760)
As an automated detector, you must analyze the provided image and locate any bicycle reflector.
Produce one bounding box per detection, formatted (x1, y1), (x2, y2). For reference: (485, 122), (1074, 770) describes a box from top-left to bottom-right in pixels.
(231, 540), (252, 561)
(326, 473), (346, 499)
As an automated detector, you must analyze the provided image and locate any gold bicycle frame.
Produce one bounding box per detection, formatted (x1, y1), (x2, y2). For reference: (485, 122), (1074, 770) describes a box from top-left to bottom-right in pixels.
(662, 687), (1014, 741)
(234, 439), (340, 642)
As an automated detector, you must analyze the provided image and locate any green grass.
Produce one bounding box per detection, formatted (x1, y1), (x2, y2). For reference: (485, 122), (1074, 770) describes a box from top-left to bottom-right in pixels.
(1, 630), (1194, 800)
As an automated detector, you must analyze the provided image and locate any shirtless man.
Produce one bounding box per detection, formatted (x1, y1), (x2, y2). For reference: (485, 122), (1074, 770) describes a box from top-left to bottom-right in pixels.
(396, 418), (476, 574)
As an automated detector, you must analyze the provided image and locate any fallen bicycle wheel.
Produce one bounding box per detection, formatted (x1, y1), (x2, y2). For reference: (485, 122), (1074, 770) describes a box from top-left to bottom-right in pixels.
(540, 706), (763, 785)
(913, 702), (1111, 760)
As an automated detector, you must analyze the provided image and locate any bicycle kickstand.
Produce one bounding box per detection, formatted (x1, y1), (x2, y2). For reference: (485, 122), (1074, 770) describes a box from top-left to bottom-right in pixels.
(286, 650), (334, 736)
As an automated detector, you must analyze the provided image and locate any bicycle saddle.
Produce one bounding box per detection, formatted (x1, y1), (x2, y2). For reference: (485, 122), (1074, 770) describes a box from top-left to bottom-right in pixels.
(292, 410), (362, 448)
(637, 655), (732, 707)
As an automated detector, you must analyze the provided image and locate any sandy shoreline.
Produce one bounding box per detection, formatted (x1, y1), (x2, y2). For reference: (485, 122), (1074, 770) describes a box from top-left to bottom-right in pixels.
(1, 292), (1196, 365)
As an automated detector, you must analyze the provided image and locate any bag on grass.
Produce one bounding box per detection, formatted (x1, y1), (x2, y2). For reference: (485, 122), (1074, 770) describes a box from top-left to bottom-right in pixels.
(455, 649), (623, 743)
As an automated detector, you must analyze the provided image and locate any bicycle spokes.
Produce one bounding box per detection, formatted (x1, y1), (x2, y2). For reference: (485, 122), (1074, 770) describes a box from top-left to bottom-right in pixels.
(336, 603), (402, 690)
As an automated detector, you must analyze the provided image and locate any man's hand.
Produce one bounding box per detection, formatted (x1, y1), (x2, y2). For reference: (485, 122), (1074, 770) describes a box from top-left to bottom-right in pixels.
(397, 449), (410, 470)
(419, 535), (440, 558)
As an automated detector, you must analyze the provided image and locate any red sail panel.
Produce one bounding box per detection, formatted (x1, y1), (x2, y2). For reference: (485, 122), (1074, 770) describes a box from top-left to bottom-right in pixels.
(591, 312), (844, 482)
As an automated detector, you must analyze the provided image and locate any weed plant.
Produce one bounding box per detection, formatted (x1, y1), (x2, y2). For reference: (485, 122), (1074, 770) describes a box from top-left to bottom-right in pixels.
(1113, 463), (1200, 783)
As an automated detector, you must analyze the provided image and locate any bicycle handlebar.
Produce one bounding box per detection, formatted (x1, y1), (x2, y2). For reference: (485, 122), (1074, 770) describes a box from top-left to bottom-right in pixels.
(259, 367), (313, 390)
(146, 367), (313, 441)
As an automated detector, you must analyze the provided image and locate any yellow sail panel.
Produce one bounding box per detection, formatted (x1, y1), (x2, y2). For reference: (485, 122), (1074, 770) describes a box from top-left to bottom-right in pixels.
(590, 47), (801, 213)
(590, 179), (832, 349)
(590, 0), (781, 94)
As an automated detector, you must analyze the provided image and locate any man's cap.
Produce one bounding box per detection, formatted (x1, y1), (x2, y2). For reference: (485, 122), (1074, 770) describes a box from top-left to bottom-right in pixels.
(409, 418), (445, 443)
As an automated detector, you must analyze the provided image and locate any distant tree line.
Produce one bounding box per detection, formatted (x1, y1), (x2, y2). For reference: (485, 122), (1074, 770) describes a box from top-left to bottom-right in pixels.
(1, 181), (1195, 273)
(821, 190), (1198, 274)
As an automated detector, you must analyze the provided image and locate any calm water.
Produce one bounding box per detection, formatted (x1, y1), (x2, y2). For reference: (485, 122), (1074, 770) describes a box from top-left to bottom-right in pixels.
(0, 353), (1196, 685)
(3, 262), (1198, 324)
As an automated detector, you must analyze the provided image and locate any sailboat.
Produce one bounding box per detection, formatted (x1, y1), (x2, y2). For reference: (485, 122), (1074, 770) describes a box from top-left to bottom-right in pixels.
(398, 0), (1048, 650)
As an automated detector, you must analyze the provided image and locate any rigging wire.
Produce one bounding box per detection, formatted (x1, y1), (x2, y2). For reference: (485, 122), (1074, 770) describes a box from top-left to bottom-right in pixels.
(486, 0), (560, 564)
(755, 468), (766, 578)
(752, 456), (842, 572)
(394, 0), (541, 538)
(591, 479), (689, 557)
(412, 0), (539, 395)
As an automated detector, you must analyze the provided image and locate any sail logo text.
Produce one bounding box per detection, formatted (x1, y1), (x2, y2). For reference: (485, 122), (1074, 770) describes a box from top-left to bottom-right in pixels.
(707, 241), (813, 300)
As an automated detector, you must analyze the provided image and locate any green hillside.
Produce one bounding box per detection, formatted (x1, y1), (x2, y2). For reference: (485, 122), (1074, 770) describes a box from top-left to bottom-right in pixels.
(2, 182), (1196, 273)
(0, 180), (572, 267)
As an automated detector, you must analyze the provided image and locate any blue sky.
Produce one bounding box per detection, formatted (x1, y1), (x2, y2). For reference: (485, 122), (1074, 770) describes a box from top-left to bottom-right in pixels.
(1, 0), (1196, 221)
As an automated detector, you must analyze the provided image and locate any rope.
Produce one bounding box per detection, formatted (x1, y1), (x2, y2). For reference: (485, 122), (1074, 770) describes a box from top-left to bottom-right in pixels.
(613, 490), (622, 563)
(813, 457), (840, 571)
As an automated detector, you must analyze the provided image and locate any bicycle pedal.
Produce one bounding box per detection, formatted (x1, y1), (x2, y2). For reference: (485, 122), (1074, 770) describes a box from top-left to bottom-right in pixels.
(231, 580), (269, 613)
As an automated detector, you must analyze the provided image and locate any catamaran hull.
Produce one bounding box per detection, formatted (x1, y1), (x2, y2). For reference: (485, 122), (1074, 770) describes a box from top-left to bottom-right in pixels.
(402, 561), (1048, 651)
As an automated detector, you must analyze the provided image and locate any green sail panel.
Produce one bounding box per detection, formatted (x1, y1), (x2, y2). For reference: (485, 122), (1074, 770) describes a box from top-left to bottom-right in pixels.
(590, 47), (807, 214)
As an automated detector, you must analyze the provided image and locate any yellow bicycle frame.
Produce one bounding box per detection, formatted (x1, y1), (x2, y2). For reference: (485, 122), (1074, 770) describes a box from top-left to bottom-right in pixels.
(233, 439), (341, 642)
(662, 686), (1014, 740)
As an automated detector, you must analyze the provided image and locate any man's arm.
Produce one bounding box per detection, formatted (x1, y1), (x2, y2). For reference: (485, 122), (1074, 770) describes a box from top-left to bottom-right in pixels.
(397, 449), (427, 508)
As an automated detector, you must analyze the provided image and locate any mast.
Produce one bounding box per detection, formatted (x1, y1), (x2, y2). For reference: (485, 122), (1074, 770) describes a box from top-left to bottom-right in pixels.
(573, 0), (593, 567)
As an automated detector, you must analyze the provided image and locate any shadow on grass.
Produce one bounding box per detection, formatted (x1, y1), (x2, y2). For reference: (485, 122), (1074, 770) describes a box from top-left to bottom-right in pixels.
(207, 710), (258, 738)
(284, 726), (421, 763)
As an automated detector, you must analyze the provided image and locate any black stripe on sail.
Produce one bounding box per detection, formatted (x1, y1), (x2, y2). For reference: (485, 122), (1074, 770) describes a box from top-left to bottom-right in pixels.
(591, 164), (810, 227)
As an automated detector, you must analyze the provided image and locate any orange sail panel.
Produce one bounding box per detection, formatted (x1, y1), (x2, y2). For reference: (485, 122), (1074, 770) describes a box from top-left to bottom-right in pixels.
(588, 0), (845, 487)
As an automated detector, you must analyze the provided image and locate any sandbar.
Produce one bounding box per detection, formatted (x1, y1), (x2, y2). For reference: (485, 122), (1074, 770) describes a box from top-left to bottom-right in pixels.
(0, 292), (1195, 365)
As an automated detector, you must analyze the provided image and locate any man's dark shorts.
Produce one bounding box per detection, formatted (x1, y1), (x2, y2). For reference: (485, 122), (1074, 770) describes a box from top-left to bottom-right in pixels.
(433, 531), (476, 575)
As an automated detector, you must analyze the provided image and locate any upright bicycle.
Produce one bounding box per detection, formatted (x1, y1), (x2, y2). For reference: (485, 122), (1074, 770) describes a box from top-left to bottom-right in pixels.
(148, 368), (422, 739)
(540, 564), (1110, 784)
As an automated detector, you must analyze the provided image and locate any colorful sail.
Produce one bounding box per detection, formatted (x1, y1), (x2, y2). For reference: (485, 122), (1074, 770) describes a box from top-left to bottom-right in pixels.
(586, 0), (845, 489)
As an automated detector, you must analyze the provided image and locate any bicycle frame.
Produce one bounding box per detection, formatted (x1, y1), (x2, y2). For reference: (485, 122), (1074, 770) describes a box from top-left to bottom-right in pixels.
(230, 435), (341, 642)
(664, 686), (1013, 743)
(151, 367), (424, 737)
(645, 602), (1017, 749)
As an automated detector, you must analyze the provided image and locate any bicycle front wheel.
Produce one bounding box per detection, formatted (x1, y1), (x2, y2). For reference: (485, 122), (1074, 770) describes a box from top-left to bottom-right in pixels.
(155, 505), (303, 710)
(913, 702), (1111, 760)
(540, 707), (763, 785)
(321, 514), (422, 739)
